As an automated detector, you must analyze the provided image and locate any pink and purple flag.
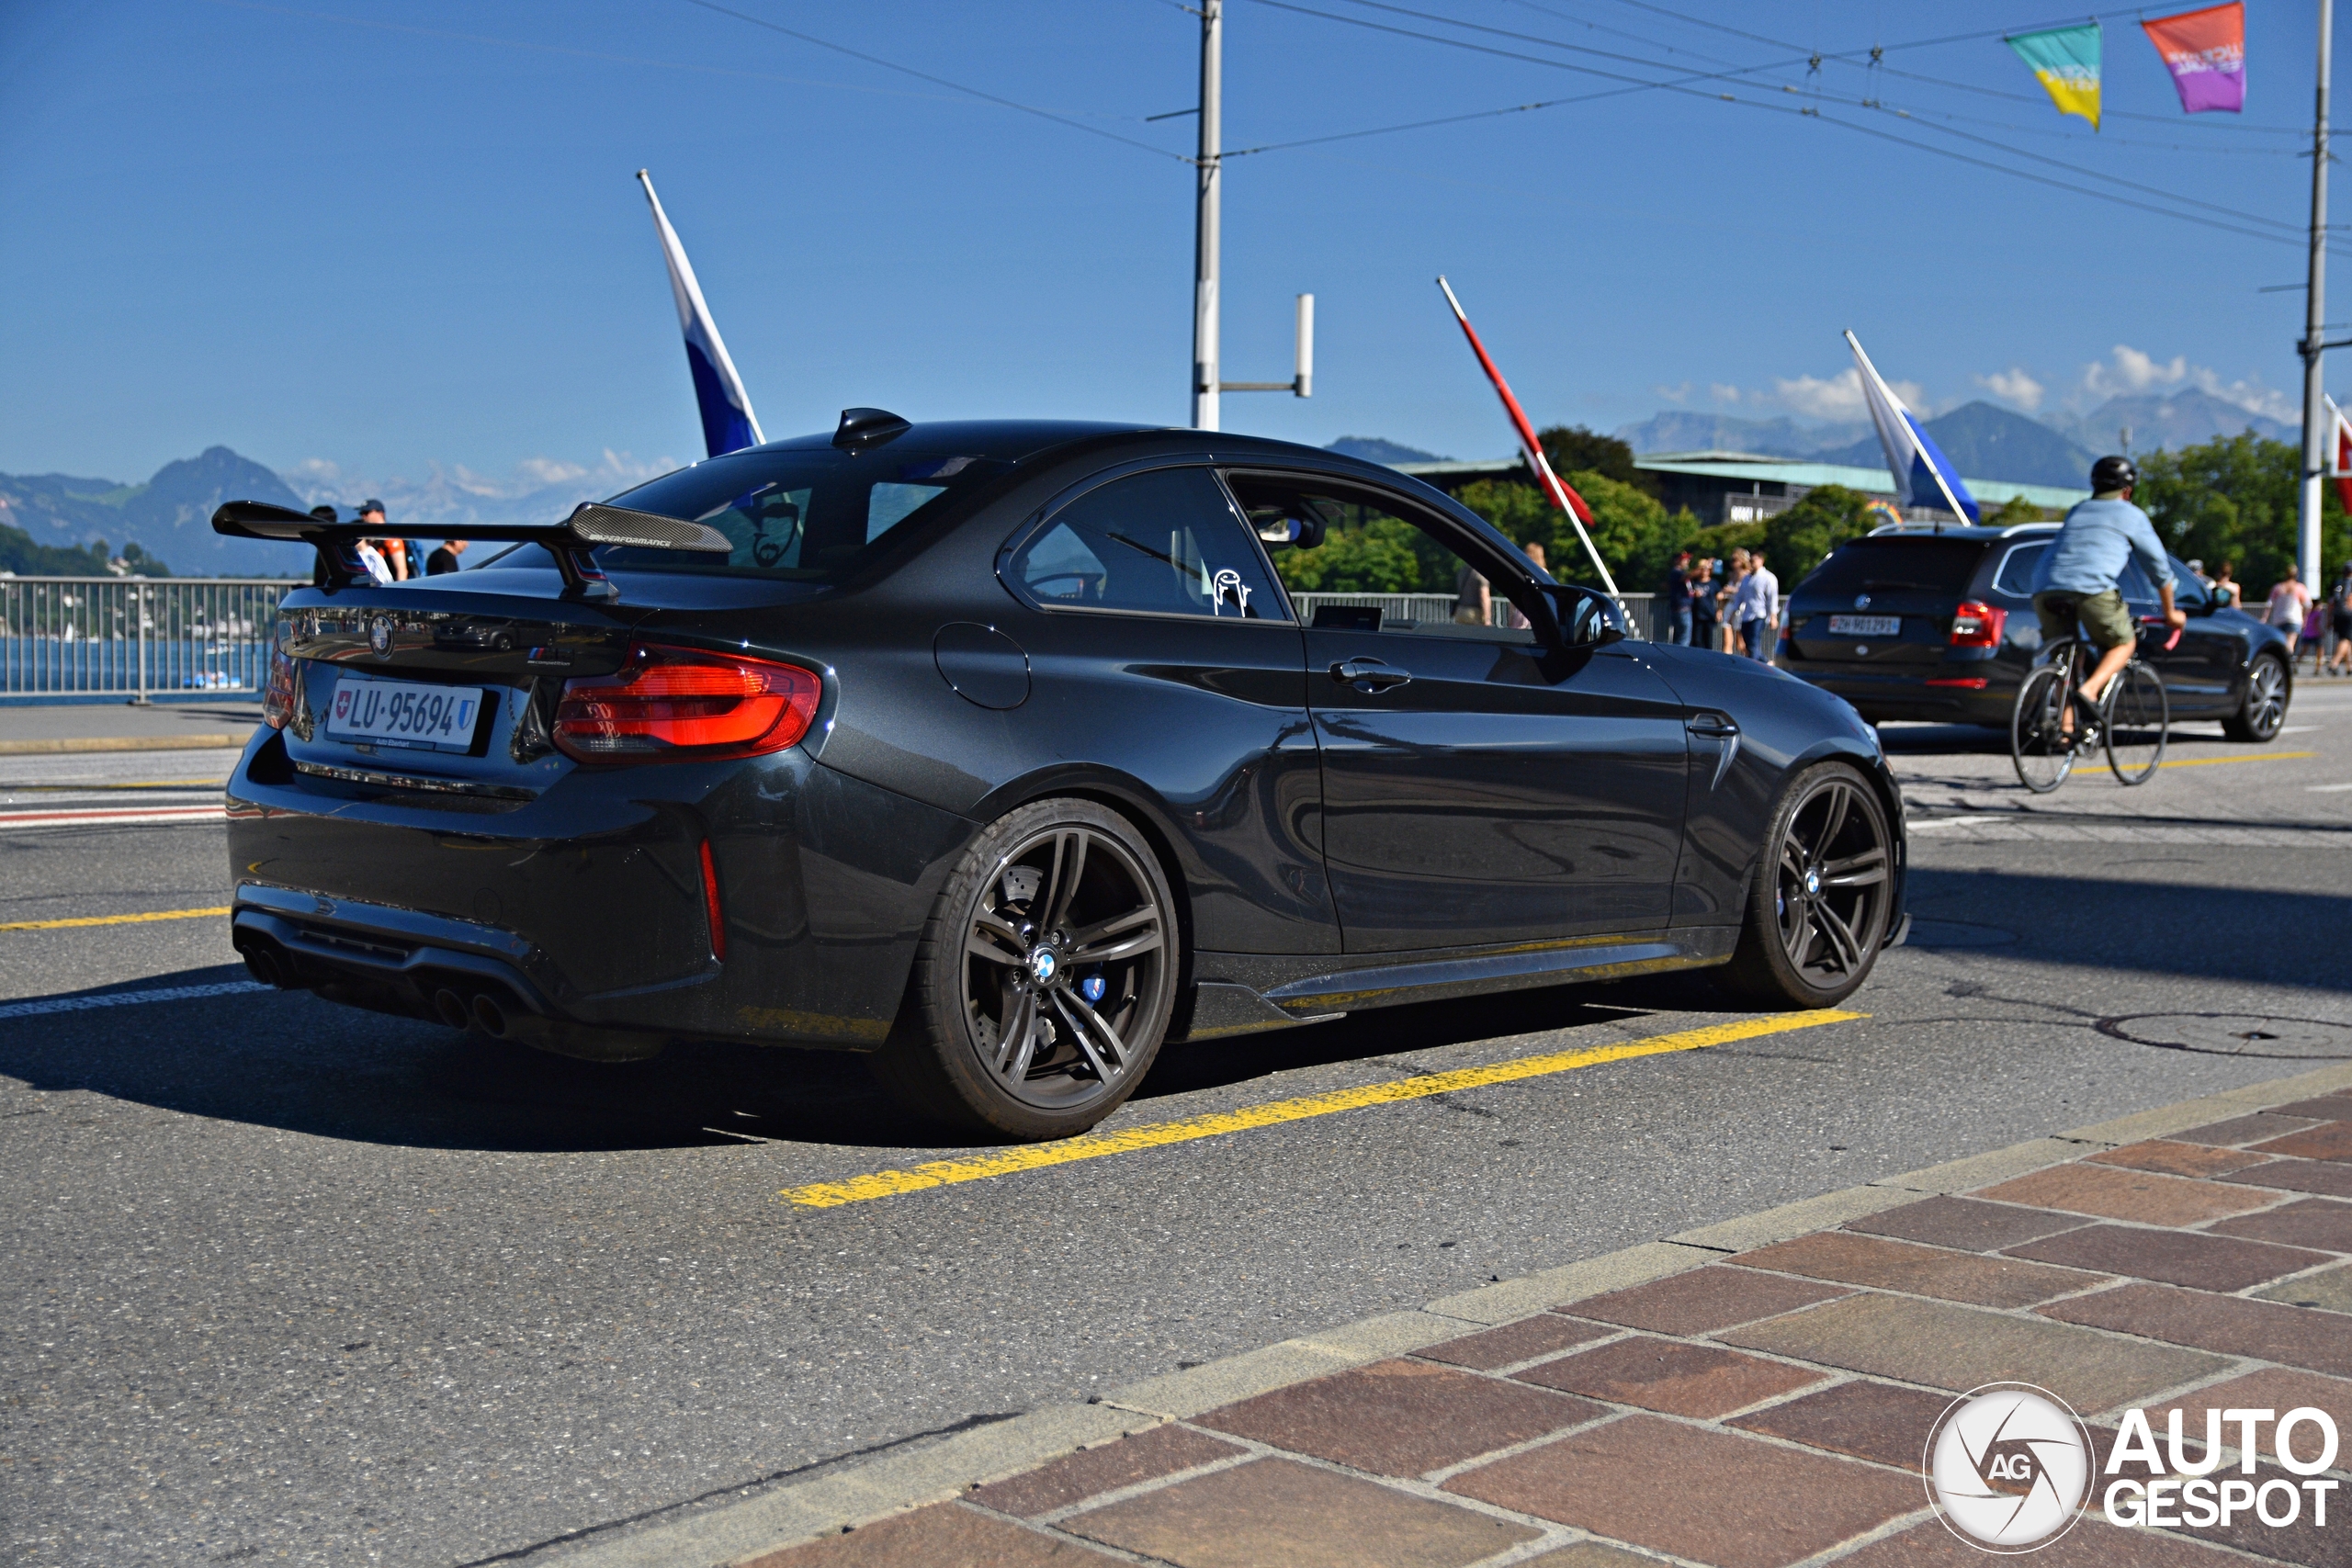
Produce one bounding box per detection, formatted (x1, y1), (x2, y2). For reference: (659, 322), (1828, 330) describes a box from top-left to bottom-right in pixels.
(2141, 3), (2245, 115)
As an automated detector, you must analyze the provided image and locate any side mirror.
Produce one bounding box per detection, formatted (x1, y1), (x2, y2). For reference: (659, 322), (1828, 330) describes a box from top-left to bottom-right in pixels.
(1537, 583), (1626, 649)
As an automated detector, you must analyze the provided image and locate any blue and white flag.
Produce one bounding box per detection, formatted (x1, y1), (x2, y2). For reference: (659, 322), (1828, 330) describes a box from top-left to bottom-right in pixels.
(637, 170), (764, 458)
(1844, 330), (1978, 524)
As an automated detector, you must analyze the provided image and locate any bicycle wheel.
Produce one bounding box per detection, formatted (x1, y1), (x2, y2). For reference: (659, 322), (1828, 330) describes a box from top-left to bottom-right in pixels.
(2105, 661), (2168, 784)
(2011, 664), (2076, 793)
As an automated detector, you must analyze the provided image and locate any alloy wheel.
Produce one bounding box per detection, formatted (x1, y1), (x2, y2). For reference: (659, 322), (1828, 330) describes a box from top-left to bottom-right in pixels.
(960, 824), (1170, 1112)
(2244, 657), (2287, 739)
(1770, 773), (1892, 987)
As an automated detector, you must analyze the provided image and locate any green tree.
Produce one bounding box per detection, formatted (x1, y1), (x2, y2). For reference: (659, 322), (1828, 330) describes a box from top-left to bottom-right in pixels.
(1984, 493), (2049, 527)
(1455, 474), (1702, 592)
(1271, 512), (1429, 592)
(1535, 425), (1653, 495)
(0, 523), (112, 576)
(1764, 485), (1874, 581)
(2134, 432), (2350, 592)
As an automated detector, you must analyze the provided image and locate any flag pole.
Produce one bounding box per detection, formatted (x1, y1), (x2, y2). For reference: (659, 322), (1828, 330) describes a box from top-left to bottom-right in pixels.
(1435, 276), (1621, 601)
(1844, 330), (1972, 532)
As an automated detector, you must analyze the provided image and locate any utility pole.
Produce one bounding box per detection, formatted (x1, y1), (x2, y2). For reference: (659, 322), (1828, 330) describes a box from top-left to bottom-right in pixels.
(1191, 0), (1223, 431)
(2300, 0), (2334, 590)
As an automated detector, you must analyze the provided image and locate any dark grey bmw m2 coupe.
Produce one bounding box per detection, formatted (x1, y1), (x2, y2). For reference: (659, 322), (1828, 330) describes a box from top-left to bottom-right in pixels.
(217, 411), (1907, 1139)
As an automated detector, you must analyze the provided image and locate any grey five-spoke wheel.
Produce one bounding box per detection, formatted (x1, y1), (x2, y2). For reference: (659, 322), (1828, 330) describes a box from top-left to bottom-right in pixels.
(2223, 652), (2289, 743)
(1722, 762), (1894, 1009)
(873, 797), (1178, 1139)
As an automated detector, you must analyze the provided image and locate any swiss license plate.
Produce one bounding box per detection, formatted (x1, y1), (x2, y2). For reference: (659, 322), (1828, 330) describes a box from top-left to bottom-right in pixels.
(1826, 615), (1902, 637)
(327, 676), (487, 751)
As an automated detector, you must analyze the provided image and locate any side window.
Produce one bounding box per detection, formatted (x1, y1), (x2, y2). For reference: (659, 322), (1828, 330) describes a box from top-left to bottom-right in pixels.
(1992, 542), (2048, 597)
(1012, 467), (1285, 620)
(1226, 472), (1535, 643)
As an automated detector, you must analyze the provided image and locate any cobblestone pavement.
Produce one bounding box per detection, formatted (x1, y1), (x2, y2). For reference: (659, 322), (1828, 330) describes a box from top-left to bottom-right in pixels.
(721, 1075), (2352, 1568)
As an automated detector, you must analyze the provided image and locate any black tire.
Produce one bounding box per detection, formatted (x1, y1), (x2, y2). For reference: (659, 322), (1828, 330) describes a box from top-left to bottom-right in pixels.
(869, 797), (1179, 1140)
(2010, 665), (2076, 795)
(1720, 761), (1894, 1010)
(2103, 662), (2167, 785)
(2222, 652), (2289, 743)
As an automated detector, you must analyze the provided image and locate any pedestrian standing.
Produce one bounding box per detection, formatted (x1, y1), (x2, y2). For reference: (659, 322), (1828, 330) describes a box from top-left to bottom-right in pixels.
(1731, 547), (1781, 663)
(1717, 548), (1751, 653)
(425, 539), (468, 576)
(2328, 563), (2352, 676)
(354, 501), (408, 581)
(1689, 557), (1718, 652)
(1454, 558), (1492, 626)
(2211, 561), (2242, 609)
(1504, 541), (1545, 630)
(1661, 550), (1694, 645)
(2267, 565), (2312, 660)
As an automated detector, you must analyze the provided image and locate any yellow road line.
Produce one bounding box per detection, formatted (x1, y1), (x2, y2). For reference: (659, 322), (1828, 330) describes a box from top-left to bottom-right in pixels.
(0, 906), (230, 933)
(2156, 750), (2314, 769)
(782, 1010), (1866, 1208)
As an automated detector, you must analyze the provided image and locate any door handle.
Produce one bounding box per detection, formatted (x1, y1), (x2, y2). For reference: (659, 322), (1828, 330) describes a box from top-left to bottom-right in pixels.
(1686, 712), (1738, 737)
(1331, 658), (1411, 693)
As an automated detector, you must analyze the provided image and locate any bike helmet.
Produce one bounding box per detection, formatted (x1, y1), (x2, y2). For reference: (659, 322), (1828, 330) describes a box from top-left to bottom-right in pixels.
(2090, 455), (2138, 492)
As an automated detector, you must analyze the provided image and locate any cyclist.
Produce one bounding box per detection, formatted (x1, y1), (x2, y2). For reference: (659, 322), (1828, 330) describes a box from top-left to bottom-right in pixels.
(2030, 456), (2185, 738)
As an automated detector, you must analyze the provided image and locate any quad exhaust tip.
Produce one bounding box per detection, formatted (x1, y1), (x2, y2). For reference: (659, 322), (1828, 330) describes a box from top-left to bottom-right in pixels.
(243, 949), (288, 989)
(469, 994), (511, 1039)
(432, 988), (469, 1030)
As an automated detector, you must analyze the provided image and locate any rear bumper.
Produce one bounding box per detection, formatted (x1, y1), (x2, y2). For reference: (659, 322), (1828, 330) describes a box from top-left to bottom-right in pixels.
(226, 728), (975, 1053)
(1782, 667), (2015, 725)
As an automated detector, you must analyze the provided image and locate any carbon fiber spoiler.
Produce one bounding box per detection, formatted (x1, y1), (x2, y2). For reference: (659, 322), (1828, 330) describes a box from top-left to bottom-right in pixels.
(211, 500), (730, 600)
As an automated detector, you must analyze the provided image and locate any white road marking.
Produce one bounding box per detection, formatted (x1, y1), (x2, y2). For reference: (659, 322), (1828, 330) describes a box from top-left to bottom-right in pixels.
(0, 981), (270, 1021)
(0, 805), (226, 829)
(2310, 783), (2352, 793)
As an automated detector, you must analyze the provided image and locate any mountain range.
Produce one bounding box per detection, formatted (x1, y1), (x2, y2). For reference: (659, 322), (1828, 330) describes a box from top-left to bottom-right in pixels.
(1612, 389), (2294, 489)
(0, 386), (2307, 576)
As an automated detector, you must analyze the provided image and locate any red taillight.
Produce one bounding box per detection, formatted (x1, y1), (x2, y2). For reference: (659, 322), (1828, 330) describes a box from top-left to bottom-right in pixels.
(1923, 677), (1990, 688)
(553, 645), (820, 762)
(699, 839), (726, 962)
(1949, 601), (2007, 649)
(263, 643), (297, 730)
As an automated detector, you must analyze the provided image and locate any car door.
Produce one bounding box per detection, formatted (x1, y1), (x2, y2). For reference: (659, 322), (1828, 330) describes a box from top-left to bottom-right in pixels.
(1001, 462), (1335, 955)
(1227, 469), (1690, 953)
(2121, 554), (2234, 714)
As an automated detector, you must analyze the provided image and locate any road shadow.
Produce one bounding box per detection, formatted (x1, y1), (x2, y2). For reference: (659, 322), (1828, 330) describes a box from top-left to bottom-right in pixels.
(1874, 718), (2271, 760)
(0, 963), (1724, 1156)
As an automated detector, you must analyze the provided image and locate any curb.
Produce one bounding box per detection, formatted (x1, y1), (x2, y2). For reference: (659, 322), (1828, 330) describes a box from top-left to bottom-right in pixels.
(0, 735), (243, 755)
(551, 1055), (2352, 1567)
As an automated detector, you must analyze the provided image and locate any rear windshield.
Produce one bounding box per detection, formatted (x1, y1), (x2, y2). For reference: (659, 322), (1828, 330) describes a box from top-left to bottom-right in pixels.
(481, 446), (1007, 582)
(1796, 537), (1987, 598)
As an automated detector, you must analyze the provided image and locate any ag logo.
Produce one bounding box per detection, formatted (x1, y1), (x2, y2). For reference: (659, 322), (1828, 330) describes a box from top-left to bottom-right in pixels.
(369, 615), (394, 656)
(1925, 1383), (2092, 1552)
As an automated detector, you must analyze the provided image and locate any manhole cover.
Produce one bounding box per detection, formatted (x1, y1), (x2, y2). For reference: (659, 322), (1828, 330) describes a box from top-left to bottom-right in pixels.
(1905, 919), (2018, 948)
(2095, 1013), (2352, 1060)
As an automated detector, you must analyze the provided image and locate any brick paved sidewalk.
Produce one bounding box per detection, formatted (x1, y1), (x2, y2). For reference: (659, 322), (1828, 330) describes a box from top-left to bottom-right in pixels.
(719, 1077), (2352, 1568)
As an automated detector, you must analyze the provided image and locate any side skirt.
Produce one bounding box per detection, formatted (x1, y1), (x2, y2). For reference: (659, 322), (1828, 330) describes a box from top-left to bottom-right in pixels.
(1170, 927), (1740, 1043)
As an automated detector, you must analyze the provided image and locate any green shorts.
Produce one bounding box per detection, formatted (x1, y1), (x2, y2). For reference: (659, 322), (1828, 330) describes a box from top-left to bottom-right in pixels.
(2034, 588), (2133, 652)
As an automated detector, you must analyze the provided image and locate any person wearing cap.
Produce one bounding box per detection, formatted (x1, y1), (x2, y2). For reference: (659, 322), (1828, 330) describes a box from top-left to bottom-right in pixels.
(355, 500), (409, 581)
(425, 539), (468, 576)
(2030, 456), (2184, 731)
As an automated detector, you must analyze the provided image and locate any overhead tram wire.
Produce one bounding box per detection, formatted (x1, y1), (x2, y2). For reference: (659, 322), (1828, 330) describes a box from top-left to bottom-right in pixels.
(675, 0), (1193, 163)
(1243, 0), (2351, 254)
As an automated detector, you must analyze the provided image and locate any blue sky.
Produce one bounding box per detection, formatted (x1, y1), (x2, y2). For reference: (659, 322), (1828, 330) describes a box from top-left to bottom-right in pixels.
(0, 0), (2337, 491)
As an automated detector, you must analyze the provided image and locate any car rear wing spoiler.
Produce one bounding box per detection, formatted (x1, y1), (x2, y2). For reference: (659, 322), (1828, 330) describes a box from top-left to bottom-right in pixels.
(211, 500), (730, 600)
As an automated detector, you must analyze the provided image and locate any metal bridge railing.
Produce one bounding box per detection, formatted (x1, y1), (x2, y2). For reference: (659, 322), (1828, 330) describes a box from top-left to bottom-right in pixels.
(1290, 591), (1657, 637)
(0, 578), (296, 700)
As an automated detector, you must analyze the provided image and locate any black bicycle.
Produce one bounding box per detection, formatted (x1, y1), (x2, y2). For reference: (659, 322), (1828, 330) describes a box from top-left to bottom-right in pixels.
(2009, 627), (2171, 793)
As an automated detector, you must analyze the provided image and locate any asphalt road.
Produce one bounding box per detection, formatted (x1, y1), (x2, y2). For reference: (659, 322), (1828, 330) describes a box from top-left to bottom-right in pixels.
(5, 688), (2351, 1566)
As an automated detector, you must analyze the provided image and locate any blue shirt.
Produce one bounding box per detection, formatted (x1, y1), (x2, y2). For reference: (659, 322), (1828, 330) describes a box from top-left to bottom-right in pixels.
(2032, 498), (2177, 599)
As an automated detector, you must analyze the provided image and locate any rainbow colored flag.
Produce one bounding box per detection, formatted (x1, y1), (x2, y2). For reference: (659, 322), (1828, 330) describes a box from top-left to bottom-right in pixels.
(2143, 3), (2245, 115)
(2006, 23), (2102, 130)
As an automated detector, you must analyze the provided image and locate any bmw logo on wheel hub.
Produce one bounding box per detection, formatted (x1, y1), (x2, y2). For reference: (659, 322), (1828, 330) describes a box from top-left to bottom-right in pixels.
(1804, 868), (1822, 897)
(1029, 947), (1059, 986)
